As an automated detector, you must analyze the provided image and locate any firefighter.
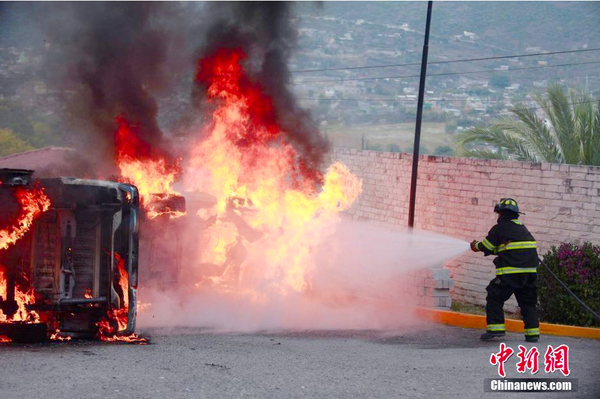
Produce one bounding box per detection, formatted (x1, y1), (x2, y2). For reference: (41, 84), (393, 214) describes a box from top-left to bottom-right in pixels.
(470, 198), (540, 342)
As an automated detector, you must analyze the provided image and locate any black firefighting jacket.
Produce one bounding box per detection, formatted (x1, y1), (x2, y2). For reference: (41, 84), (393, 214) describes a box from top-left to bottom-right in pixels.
(475, 215), (538, 275)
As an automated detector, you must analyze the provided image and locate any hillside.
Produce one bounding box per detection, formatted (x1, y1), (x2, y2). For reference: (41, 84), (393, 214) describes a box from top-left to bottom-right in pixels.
(306, 2), (600, 54)
(0, 2), (598, 156)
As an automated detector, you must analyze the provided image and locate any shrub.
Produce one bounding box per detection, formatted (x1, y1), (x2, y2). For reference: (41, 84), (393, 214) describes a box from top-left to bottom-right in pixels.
(434, 145), (455, 156)
(538, 242), (600, 327)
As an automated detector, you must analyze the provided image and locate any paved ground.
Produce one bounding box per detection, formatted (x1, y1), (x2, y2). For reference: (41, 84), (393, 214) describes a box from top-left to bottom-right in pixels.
(1, 323), (599, 399)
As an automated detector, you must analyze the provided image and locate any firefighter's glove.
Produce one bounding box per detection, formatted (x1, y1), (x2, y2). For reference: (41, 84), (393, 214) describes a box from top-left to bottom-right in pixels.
(470, 240), (480, 252)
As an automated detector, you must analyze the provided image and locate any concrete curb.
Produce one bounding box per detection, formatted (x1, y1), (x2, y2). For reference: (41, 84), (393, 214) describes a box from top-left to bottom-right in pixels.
(415, 307), (600, 340)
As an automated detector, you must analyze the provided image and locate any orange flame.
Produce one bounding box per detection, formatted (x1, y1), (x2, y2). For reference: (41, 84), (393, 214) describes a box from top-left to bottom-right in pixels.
(97, 253), (147, 344)
(49, 329), (72, 342)
(114, 116), (184, 220)
(0, 185), (51, 251)
(0, 266), (41, 323)
(0, 266), (5, 302)
(0, 184), (48, 333)
(186, 48), (362, 294)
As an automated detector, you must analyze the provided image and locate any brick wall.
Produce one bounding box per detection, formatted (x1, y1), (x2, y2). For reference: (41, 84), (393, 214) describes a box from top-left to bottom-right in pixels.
(332, 148), (600, 310)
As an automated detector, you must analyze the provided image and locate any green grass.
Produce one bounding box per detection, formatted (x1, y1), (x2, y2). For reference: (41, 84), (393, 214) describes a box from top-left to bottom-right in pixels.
(450, 300), (522, 320)
(450, 301), (486, 316)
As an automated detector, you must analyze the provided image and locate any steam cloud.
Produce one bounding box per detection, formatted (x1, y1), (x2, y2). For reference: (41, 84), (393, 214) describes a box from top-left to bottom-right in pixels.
(138, 222), (469, 332)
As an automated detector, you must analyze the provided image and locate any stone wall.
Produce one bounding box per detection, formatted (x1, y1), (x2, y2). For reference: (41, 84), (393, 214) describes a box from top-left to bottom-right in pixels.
(332, 148), (600, 310)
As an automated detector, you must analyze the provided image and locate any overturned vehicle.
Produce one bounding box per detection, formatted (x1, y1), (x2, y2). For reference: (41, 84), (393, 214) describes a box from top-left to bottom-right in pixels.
(0, 168), (140, 343)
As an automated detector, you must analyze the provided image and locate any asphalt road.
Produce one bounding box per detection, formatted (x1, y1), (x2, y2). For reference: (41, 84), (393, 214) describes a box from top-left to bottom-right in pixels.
(1, 323), (599, 399)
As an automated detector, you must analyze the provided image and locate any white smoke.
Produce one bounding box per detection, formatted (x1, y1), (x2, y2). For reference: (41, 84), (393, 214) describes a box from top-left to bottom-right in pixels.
(137, 218), (468, 332)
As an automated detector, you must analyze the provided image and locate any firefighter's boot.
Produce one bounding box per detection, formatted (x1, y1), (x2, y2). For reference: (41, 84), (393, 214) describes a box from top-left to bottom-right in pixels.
(525, 335), (539, 343)
(480, 331), (506, 341)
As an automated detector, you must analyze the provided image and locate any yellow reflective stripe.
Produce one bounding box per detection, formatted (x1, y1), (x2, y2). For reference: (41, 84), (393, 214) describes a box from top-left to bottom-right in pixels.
(495, 241), (537, 252)
(487, 324), (505, 331)
(511, 219), (523, 225)
(481, 238), (496, 251)
(505, 241), (537, 249)
(524, 328), (540, 336)
(496, 267), (537, 275)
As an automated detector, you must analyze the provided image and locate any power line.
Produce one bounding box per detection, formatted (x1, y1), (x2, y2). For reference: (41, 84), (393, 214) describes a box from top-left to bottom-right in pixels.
(495, 99), (598, 115)
(295, 60), (600, 84)
(299, 97), (599, 108)
(291, 47), (600, 73)
(299, 97), (417, 102)
(430, 60), (600, 79)
(300, 72), (599, 103)
(333, 100), (599, 128)
(300, 97), (501, 103)
(300, 97), (502, 104)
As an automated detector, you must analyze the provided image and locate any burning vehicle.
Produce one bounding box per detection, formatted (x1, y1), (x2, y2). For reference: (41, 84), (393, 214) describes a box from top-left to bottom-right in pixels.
(0, 168), (145, 343)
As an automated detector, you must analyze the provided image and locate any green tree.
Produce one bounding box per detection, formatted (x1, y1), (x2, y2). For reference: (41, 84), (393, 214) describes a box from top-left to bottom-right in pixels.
(490, 74), (510, 88)
(434, 145), (455, 156)
(0, 100), (35, 141)
(29, 120), (69, 148)
(404, 144), (430, 155)
(456, 84), (600, 165)
(445, 120), (458, 134)
(0, 128), (33, 156)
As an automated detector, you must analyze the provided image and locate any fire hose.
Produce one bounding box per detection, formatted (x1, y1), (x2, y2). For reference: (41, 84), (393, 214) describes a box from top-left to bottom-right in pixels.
(538, 257), (600, 323)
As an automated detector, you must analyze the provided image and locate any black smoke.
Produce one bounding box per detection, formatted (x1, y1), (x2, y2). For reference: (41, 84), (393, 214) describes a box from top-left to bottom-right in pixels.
(193, 2), (330, 180)
(3, 3), (329, 177)
(38, 2), (188, 168)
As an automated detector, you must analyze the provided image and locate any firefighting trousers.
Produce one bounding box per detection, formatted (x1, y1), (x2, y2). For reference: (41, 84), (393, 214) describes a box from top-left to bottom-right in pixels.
(485, 273), (540, 336)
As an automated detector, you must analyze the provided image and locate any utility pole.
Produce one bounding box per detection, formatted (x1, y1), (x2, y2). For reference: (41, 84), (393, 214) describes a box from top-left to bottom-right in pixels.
(408, 0), (433, 228)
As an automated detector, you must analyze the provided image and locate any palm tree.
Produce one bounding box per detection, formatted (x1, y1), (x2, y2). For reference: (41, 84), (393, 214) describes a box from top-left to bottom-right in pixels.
(456, 84), (600, 165)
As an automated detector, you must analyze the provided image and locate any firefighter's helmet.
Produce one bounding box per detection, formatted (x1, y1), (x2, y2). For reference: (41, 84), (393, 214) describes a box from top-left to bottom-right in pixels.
(494, 198), (520, 214)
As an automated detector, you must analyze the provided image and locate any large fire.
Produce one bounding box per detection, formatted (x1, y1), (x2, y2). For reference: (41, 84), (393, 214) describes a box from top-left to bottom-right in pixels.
(110, 47), (361, 301)
(181, 48), (362, 294)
